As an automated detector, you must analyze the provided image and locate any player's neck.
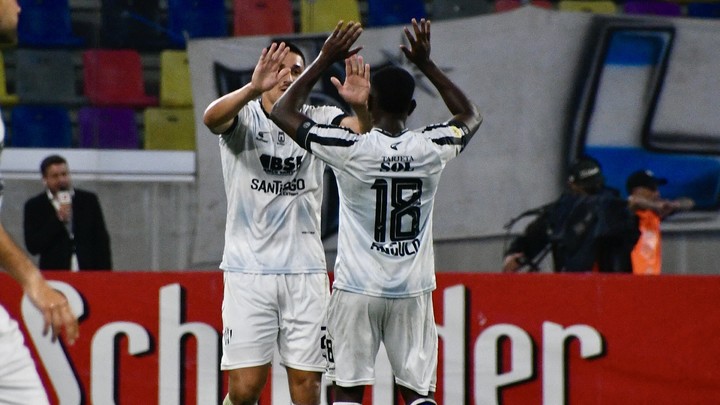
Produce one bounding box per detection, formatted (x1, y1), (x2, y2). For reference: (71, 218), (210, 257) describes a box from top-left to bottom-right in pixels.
(374, 117), (407, 137)
(260, 95), (276, 116)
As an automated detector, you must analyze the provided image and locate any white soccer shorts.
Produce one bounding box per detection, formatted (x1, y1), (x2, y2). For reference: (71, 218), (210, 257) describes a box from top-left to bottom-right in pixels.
(221, 272), (330, 372)
(325, 290), (438, 396)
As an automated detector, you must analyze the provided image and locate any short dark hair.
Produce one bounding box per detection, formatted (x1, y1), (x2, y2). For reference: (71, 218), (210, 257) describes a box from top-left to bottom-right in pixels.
(371, 66), (415, 114)
(40, 155), (67, 176)
(266, 41), (306, 65)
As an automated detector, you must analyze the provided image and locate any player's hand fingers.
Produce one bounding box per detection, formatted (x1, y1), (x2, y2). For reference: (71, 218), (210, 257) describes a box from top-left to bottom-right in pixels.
(330, 76), (342, 91)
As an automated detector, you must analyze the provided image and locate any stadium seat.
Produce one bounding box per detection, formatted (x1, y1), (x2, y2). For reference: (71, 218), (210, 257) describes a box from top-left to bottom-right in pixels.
(300, 0), (361, 33)
(495, 0), (522, 12)
(82, 49), (158, 107)
(143, 108), (196, 150)
(623, 1), (682, 17)
(687, 2), (720, 18)
(160, 50), (193, 108)
(558, 1), (617, 14)
(0, 52), (18, 107)
(15, 49), (83, 105)
(77, 107), (140, 149)
(17, 0), (84, 48)
(430, 0), (490, 20)
(100, 0), (169, 51)
(9, 105), (73, 148)
(530, 0), (553, 10)
(167, 0), (228, 48)
(366, 0), (427, 27)
(233, 0), (294, 36)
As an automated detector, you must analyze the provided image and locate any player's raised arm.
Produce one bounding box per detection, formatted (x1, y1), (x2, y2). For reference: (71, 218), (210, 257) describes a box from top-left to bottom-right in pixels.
(203, 42), (290, 134)
(401, 18), (483, 139)
(271, 21), (363, 139)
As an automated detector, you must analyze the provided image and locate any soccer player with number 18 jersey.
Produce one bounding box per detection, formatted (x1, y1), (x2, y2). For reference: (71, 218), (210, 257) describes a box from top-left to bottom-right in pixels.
(271, 19), (483, 405)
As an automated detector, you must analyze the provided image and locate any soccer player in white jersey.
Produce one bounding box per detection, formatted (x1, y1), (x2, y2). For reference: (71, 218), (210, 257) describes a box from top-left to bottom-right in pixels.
(203, 39), (370, 405)
(0, 1), (80, 403)
(271, 19), (482, 405)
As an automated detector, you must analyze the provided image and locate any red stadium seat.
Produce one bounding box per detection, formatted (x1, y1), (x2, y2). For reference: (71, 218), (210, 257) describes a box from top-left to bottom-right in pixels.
(495, 0), (522, 12)
(233, 0), (294, 36)
(82, 49), (158, 107)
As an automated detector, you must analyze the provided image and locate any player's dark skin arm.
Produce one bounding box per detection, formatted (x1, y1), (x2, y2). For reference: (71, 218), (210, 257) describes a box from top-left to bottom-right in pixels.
(271, 21), (363, 139)
(402, 18), (483, 137)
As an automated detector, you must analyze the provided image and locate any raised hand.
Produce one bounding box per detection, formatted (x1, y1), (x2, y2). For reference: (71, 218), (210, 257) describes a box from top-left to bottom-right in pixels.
(320, 21), (363, 64)
(332, 54), (370, 108)
(250, 42), (291, 93)
(400, 18), (431, 68)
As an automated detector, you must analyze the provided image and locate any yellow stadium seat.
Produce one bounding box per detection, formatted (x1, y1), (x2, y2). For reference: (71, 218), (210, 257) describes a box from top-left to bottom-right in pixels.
(300, 0), (361, 34)
(558, 1), (617, 14)
(0, 52), (19, 107)
(160, 50), (193, 108)
(143, 107), (196, 150)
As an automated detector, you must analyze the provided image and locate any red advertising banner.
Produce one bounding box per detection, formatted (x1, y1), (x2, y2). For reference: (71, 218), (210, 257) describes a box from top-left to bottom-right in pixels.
(1, 272), (719, 404)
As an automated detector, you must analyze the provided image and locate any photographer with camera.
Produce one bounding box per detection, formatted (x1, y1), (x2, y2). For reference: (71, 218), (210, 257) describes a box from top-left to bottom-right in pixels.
(503, 157), (639, 273)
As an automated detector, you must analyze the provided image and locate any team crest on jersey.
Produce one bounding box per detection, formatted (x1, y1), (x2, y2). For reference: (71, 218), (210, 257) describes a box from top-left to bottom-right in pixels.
(255, 131), (270, 143)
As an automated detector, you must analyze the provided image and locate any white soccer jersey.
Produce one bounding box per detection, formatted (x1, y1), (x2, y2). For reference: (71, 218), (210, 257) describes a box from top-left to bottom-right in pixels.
(296, 120), (472, 297)
(218, 99), (345, 274)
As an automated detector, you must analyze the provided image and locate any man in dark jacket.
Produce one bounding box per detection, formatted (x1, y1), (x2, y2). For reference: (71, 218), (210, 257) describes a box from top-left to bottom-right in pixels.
(503, 157), (639, 273)
(24, 155), (112, 271)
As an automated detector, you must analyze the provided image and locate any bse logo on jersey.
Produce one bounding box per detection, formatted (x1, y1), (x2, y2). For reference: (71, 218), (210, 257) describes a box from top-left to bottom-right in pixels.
(259, 154), (303, 175)
(380, 155), (415, 172)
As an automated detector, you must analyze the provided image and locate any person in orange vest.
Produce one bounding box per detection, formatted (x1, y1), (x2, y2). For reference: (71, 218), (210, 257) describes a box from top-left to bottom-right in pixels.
(626, 170), (694, 275)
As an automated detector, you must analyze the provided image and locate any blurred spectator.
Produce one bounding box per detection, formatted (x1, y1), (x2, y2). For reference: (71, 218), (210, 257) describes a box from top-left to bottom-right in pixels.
(23, 155), (112, 271)
(626, 170), (694, 275)
(503, 157), (639, 273)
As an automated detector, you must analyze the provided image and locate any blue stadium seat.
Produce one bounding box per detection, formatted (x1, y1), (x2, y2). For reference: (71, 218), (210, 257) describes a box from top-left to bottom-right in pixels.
(687, 2), (720, 19)
(167, 0), (228, 47)
(10, 105), (73, 148)
(17, 0), (84, 48)
(366, 0), (427, 27)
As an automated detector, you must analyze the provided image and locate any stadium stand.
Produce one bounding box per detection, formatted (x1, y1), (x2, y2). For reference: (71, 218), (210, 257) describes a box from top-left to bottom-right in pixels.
(1, 0), (713, 153)
(0, 52), (18, 107)
(9, 105), (73, 148)
(17, 0), (84, 48)
(143, 108), (196, 151)
(82, 49), (158, 108)
(233, 0), (295, 36)
(78, 106), (140, 149)
(15, 49), (83, 105)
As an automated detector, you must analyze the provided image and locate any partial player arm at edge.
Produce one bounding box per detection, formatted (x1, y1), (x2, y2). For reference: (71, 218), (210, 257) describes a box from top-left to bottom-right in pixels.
(0, 224), (79, 344)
